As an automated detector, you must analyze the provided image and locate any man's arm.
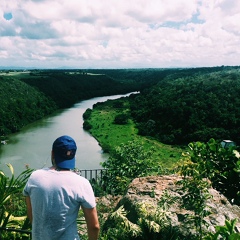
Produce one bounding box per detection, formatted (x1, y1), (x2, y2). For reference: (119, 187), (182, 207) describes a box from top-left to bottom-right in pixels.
(82, 206), (100, 240)
(25, 196), (33, 224)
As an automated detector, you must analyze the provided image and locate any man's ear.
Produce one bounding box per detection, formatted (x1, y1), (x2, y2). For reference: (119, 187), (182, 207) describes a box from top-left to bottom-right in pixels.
(51, 151), (56, 165)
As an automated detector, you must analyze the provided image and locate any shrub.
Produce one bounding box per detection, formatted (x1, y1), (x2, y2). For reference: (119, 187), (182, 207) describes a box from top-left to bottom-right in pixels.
(101, 141), (156, 195)
(113, 113), (129, 125)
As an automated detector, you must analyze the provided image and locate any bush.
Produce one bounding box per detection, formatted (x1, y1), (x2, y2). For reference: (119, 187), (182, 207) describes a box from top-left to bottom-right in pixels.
(180, 138), (240, 205)
(113, 113), (129, 125)
(83, 120), (92, 130)
(101, 141), (156, 195)
(82, 108), (92, 120)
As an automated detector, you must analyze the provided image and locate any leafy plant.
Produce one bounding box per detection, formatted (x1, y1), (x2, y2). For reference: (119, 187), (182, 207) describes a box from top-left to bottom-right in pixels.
(183, 138), (240, 204)
(101, 199), (186, 240)
(177, 139), (240, 238)
(177, 142), (215, 238)
(204, 219), (240, 240)
(136, 201), (170, 239)
(178, 176), (212, 239)
(101, 140), (156, 195)
(0, 164), (33, 237)
(101, 205), (142, 240)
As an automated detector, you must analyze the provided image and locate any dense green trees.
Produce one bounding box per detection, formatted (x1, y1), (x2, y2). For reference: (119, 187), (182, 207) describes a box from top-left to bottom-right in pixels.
(20, 70), (138, 108)
(0, 77), (57, 135)
(130, 68), (240, 145)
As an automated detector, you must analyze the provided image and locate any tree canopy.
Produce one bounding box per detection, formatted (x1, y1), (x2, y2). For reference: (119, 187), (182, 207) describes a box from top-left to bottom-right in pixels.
(130, 67), (240, 145)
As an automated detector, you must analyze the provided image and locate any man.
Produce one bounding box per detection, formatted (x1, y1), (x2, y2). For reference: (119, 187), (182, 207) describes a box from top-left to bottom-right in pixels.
(23, 135), (100, 240)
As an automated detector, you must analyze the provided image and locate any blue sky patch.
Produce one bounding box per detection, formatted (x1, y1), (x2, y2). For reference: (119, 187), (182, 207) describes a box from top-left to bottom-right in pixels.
(152, 12), (205, 30)
(101, 41), (108, 48)
(4, 12), (13, 21)
(191, 12), (205, 24)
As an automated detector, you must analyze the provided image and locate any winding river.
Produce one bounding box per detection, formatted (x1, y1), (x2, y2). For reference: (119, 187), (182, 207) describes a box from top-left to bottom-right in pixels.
(0, 93), (134, 176)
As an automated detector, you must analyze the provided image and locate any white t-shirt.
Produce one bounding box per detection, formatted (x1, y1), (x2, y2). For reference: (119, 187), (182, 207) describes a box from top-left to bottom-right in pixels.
(23, 168), (96, 240)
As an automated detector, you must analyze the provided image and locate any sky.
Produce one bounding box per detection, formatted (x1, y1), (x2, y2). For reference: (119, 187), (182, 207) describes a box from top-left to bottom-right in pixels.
(0, 0), (240, 69)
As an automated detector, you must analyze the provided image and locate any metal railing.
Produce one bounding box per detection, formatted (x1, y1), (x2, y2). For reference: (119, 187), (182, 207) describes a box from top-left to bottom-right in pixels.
(79, 168), (106, 182)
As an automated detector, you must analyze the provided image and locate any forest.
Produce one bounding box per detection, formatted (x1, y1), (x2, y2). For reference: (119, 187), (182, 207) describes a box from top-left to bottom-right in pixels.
(1, 66), (240, 145)
(128, 66), (240, 145)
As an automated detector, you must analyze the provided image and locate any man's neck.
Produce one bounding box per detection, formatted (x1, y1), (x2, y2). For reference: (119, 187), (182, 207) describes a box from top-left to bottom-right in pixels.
(50, 166), (71, 171)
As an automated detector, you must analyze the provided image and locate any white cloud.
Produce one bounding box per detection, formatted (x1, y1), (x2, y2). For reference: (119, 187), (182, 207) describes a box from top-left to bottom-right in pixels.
(0, 0), (239, 68)
(222, 13), (240, 35)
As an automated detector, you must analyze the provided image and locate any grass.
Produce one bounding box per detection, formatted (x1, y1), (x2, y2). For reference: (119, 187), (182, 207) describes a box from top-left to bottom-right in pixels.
(87, 98), (185, 169)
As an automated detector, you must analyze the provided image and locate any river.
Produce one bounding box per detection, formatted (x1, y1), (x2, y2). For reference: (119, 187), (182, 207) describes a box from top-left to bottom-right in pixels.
(0, 93), (135, 176)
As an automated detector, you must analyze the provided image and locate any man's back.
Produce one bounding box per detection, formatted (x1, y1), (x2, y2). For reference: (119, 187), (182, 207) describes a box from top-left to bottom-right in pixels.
(23, 168), (96, 240)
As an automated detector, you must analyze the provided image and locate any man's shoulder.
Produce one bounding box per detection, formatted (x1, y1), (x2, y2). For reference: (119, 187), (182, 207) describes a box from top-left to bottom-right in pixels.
(68, 172), (92, 186)
(70, 171), (90, 181)
(30, 168), (50, 177)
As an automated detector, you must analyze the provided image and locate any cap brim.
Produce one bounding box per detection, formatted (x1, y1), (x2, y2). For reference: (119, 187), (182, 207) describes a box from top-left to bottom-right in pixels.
(55, 156), (75, 169)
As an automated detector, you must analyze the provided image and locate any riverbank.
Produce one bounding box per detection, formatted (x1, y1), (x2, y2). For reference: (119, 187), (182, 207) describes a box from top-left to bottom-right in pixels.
(1, 94), (136, 177)
(0, 69), (139, 137)
(85, 96), (185, 169)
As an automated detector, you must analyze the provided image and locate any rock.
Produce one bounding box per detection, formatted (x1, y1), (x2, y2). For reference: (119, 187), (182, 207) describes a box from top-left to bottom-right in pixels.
(113, 175), (240, 237)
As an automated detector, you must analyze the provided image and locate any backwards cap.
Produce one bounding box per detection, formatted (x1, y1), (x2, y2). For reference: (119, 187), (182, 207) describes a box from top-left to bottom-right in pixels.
(52, 135), (77, 169)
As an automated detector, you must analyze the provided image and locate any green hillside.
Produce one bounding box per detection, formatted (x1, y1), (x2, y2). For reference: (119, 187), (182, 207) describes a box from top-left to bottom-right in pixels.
(0, 76), (57, 135)
(130, 67), (240, 145)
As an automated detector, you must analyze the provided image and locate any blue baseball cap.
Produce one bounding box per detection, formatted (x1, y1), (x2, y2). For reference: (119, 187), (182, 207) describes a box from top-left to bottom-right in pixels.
(52, 135), (77, 169)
